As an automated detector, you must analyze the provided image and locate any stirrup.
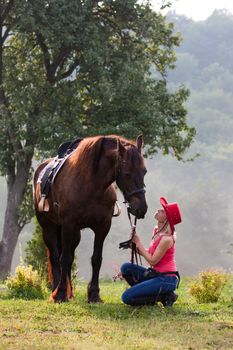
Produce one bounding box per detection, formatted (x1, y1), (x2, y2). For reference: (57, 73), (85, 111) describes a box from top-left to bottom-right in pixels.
(38, 195), (46, 212)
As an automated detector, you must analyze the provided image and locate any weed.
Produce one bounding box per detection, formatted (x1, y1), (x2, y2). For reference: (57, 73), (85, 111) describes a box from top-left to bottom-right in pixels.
(189, 269), (229, 303)
(6, 264), (47, 300)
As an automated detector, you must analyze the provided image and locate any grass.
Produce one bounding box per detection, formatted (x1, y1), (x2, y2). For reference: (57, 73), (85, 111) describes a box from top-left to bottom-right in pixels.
(0, 277), (233, 350)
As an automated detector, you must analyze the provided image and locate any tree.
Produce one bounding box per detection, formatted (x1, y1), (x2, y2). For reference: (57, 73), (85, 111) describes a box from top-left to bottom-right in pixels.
(0, 0), (195, 279)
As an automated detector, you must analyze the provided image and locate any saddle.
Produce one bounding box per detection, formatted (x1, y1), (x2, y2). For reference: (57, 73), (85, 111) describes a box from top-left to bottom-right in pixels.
(36, 138), (82, 212)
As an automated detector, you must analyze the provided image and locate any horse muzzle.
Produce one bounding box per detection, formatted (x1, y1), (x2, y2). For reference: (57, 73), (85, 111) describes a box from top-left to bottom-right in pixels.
(129, 207), (147, 219)
(127, 198), (148, 219)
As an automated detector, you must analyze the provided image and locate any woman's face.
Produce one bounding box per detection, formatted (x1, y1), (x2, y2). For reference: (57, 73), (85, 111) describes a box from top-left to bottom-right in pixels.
(154, 208), (167, 223)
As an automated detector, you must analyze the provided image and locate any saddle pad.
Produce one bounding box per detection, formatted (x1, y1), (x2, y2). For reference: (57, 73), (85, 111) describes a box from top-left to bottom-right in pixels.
(38, 156), (69, 196)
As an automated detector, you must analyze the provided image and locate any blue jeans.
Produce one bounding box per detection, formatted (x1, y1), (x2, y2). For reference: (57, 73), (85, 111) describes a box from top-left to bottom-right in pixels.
(121, 262), (178, 305)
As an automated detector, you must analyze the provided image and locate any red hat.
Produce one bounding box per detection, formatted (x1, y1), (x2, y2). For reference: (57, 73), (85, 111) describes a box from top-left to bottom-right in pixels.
(160, 197), (182, 233)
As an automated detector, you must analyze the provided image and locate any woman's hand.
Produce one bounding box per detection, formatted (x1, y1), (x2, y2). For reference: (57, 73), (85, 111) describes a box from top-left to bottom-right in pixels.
(132, 233), (141, 248)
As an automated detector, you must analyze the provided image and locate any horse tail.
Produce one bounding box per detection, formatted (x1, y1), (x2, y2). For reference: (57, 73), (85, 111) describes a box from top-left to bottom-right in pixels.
(32, 167), (39, 202)
(47, 249), (53, 286)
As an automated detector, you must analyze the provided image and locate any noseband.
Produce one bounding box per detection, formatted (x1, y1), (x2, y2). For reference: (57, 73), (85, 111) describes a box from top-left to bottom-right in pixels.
(125, 188), (146, 200)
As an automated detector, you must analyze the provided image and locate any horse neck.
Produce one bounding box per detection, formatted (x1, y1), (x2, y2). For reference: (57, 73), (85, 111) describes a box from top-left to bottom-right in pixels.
(68, 151), (118, 192)
(94, 157), (118, 191)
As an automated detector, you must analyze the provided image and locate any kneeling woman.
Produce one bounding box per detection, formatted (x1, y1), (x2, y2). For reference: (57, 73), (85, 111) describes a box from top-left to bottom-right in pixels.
(121, 197), (182, 306)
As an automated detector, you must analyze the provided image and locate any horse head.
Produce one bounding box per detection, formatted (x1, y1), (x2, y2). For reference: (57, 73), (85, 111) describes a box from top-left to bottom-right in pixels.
(116, 135), (148, 219)
(67, 134), (148, 219)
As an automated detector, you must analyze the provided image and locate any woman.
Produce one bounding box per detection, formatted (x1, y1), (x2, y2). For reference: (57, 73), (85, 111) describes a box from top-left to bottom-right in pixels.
(120, 197), (182, 306)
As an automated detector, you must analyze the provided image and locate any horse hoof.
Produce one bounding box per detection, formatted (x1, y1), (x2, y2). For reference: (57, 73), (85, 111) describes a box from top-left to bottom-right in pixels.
(87, 284), (102, 303)
(51, 289), (69, 303)
(54, 294), (69, 303)
(88, 296), (103, 304)
(49, 290), (73, 302)
(54, 298), (68, 303)
(49, 293), (55, 302)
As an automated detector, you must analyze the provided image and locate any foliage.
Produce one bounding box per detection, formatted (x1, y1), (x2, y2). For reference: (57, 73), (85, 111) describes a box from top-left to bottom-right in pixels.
(5, 264), (47, 300)
(0, 0), (195, 163)
(189, 269), (229, 303)
(24, 218), (48, 280)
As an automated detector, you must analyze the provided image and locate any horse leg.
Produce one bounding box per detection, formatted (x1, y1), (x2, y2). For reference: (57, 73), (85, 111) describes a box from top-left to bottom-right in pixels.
(53, 226), (79, 303)
(66, 230), (81, 299)
(88, 226), (109, 303)
(37, 215), (62, 296)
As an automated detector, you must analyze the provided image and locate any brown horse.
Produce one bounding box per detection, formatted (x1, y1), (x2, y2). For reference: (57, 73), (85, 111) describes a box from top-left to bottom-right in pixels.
(33, 135), (147, 303)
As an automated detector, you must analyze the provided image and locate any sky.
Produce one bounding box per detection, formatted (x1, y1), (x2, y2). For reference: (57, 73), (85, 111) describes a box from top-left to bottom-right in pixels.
(150, 0), (233, 20)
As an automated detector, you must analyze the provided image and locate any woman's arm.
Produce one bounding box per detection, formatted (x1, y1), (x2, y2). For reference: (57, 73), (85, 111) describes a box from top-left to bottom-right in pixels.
(133, 234), (173, 266)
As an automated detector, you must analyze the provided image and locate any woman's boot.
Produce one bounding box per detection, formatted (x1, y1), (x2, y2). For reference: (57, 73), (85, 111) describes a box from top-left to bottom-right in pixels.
(127, 295), (158, 306)
(158, 291), (178, 307)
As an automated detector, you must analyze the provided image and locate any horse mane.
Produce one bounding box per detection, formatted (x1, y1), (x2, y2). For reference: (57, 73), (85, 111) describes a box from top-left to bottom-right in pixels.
(68, 135), (138, 177)
(68, 136), (104, 175)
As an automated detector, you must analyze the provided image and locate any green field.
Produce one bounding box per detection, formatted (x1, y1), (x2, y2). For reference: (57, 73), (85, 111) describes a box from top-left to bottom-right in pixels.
(0, 277), (233, 350)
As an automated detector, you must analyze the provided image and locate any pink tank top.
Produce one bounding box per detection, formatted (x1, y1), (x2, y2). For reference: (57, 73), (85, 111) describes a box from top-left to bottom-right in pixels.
(148, 229), (177, 272)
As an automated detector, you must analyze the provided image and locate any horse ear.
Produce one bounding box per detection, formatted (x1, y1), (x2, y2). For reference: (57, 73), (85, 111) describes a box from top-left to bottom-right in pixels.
(92, 136), (106, 173)
(136, 135), (144, 154)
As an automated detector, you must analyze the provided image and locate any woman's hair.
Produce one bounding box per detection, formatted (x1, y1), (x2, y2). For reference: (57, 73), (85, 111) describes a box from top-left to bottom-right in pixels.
(158, 220), (170, 234)
(162, 222), (177, 241)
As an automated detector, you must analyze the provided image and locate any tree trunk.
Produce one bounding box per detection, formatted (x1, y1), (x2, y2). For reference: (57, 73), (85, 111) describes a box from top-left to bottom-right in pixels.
(0, 157), (33, 280)
(0, 187), (21, 279)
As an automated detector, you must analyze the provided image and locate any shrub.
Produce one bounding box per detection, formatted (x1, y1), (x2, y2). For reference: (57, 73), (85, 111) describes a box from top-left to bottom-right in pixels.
(6, 264), (47, 299)
(189, 269), (229, 303)
(25, 218), (48, 280)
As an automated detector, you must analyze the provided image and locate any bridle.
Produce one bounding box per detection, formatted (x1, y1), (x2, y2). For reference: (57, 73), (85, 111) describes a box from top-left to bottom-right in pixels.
(115, 155), (146, 204)
(125, 188), (146, 200)
(116, 143), (145, 282)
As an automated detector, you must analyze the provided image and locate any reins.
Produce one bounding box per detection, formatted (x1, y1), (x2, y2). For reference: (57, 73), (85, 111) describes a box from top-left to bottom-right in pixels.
(119, 205), (142, 266)
(113, 137), (145, 281)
